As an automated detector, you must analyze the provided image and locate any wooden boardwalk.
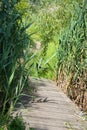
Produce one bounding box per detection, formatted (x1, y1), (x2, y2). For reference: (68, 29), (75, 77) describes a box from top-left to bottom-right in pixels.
(15, 78), (87, 130)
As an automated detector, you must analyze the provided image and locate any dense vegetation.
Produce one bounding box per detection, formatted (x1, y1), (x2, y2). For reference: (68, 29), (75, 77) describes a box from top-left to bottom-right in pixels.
(27, 0), (87, 112)
(56, 0), (87, 111)
(0, 0), (32, 129)
(0, 0), (87, 129)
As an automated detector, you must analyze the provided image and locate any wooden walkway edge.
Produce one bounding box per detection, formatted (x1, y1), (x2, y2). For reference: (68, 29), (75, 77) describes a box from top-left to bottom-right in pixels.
(15, 78), (87, 130)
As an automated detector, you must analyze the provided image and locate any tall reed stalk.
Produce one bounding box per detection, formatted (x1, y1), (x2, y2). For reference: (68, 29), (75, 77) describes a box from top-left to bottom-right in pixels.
(56, 0), (87, 110)
(0, 0), (32, 117)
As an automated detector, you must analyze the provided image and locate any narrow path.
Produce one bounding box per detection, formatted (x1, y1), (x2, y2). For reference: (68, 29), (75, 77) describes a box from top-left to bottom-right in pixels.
(15, 78), (87, 130)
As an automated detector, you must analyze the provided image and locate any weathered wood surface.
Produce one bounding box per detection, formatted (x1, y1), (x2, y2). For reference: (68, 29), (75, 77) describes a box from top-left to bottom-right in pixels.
(15, 78), (87, 130)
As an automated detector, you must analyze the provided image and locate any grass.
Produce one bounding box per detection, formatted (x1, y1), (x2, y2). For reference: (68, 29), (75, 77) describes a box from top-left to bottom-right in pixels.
(7, 116), (25, 130)
(0, 115), (34, 130)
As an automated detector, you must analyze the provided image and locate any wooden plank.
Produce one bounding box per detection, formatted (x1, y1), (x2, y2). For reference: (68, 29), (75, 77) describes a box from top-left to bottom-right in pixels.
(15, 78), (87, 130)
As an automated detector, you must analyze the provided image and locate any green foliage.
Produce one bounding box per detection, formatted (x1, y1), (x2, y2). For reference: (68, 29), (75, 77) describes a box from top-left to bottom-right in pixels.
(27, 0), (84, 79)
(7, 116), (25, 130)
(0, 115), (27, 130)
(0, 0), (32, 115)
(37, 5), (60, 56)
(0, 114), (34, 130)
(0, 0), (86, 128)
(0, 114), (10, 129)
(17, 0), (86, 82)
(0, 0), (86, 118)
(56, 0), (87, 84)
(16, 0), (30, 18)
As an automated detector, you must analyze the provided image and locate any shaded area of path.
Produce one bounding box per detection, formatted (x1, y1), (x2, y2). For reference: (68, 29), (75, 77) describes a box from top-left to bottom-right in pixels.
(15, 78), (87, 130)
